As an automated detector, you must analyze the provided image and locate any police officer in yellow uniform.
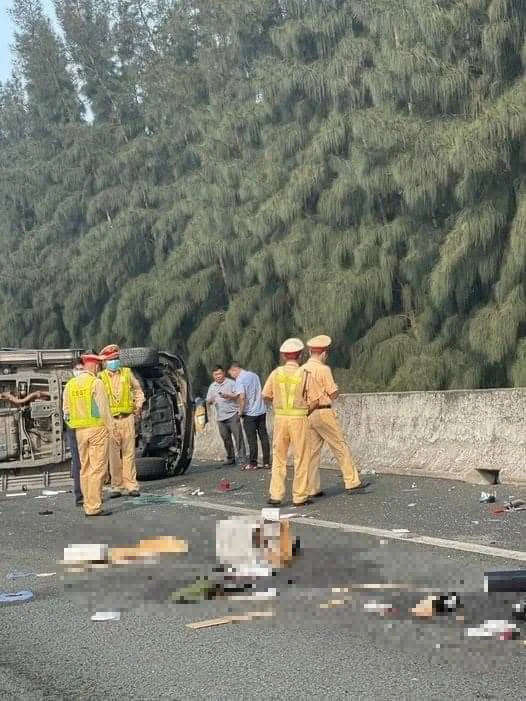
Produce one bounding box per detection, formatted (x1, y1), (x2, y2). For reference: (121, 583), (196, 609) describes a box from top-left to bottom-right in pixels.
(303, 335), (370, 497)
(63, 353), (115, 517)
(262, 338), (323, 507)
(99, 344), (145, 498)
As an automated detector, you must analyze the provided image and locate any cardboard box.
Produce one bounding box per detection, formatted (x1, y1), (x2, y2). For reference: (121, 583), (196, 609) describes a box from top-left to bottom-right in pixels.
(216, 512), (295, 572)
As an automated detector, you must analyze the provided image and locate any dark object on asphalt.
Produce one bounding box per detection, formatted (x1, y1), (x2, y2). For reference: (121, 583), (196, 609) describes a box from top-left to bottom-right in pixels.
(480, 491), (496, 503)
(491, 498), (526, 515)
(346, 480), (371, 494)
(85, 510), (113, 518)
(484, 570), (526, 593)
(267, 499), (281, 506)
(0, 590), (33, 604)
(311, 491), (325, 498)
(217, 479), (243, 493)
(172, 575), (220, 603)
(38, 510), (53, 515)
(123, 495), (177, 506)
(222, 459), (235, 467)
(434, 593), (461, 613)
(75, 498), (83, 507)
(128, 490), (140, 497)
(410, 593), (461, 619)
(110, 491), (122, 499)
(512, 601), (526, 621)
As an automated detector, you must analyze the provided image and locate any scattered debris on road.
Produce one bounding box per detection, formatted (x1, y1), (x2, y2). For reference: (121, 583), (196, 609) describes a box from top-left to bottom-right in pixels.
(172, 576), (220, 603)
(512, 601), (526, 621)
(110, 536), (188, 564)
(124, 495), (178, 506)
(320, 598), (350, 608)
(410, 593), (461, 620)
(364, 600), (398, 615)
(7, 570), (56, 580)
(186, 610), (275, 630)
(91, 611), (121, 622)
(62, 537), (188, 571)
(491, 498), (526, 515)
(480, 491), (496, 504)
(227, 588), (277, 601)
(466, 620), (519, 639)
(216, 479), (243, 493)
(38, 510), (53, 516)
(0, 590), (33, 604)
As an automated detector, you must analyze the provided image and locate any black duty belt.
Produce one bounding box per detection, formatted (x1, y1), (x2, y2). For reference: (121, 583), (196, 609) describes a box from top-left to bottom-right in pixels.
(308, 405), (332, 416)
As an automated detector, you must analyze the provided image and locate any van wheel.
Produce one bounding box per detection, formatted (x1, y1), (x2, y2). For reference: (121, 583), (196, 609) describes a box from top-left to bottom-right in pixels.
(136, 457), (167, 481)
(120, 347), (159, 368)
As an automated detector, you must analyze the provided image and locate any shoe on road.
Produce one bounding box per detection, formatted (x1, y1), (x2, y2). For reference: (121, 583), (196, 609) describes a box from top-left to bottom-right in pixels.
(127, 490), (140, 497)
(109, 491), (122, 499)
(346, 481), (371, 494)
(75, 498), (84, 507)
(293, 499), (313, 507)
(222, 459), (235, 467)
(85, 510), (113, 518)
(267, 498), (282, 506)
(310, 491), (325, 498)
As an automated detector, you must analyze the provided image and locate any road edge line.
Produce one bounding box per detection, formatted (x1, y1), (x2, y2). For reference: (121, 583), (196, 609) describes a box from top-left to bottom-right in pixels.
(177, 497), (526, 562)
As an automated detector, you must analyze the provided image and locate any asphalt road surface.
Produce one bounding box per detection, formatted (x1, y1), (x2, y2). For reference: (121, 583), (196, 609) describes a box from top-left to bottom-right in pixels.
(1, 465), (525, 700)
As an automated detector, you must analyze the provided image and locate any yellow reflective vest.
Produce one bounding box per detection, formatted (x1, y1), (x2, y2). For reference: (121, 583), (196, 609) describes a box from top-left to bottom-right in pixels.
(65, 374), (104, 429)
(99, 367), (135, 416)
(273, 367), (308, 417)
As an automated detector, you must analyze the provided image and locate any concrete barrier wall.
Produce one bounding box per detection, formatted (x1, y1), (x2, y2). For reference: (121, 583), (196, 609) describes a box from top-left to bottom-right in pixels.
(194, 388), (526, 485)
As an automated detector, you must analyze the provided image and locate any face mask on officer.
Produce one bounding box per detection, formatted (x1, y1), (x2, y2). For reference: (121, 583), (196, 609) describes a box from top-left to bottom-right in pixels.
(106, 359), (121, 372)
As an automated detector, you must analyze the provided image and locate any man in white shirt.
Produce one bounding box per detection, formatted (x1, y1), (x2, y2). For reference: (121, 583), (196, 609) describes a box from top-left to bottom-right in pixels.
(227, 362), (270, 470)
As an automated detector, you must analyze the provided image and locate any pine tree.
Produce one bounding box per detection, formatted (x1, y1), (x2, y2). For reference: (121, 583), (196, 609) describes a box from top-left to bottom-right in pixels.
(2, 0), (526, 395)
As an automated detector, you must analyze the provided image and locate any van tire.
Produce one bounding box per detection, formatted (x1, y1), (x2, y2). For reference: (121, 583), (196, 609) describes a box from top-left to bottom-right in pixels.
(120, 347), (159, 368)
(136, 457), (166, 481)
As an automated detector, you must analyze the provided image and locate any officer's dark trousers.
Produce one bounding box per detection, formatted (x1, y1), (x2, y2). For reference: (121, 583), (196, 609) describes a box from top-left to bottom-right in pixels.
(67, 428), (82, 502)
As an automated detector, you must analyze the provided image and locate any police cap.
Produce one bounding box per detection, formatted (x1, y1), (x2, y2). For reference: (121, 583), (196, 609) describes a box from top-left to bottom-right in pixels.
(280, 338), (305, 354)
(307, 334), (332, 351)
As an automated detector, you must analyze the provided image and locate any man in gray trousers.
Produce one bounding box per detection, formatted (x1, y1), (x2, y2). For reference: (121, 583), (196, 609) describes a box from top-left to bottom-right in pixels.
(206, 365), (247, 467)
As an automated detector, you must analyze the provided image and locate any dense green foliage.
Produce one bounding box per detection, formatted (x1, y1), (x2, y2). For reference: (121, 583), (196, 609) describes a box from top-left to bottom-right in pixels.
(2, 0), (526, 393)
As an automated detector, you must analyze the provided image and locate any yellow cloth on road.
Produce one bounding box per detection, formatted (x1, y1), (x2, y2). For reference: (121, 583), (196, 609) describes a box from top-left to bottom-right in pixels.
(77, 425), (110, 515)
(110, 537), (188, 563)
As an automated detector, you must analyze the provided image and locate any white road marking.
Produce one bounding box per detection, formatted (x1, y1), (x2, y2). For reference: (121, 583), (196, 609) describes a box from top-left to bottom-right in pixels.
(177, 497), (526, 562)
